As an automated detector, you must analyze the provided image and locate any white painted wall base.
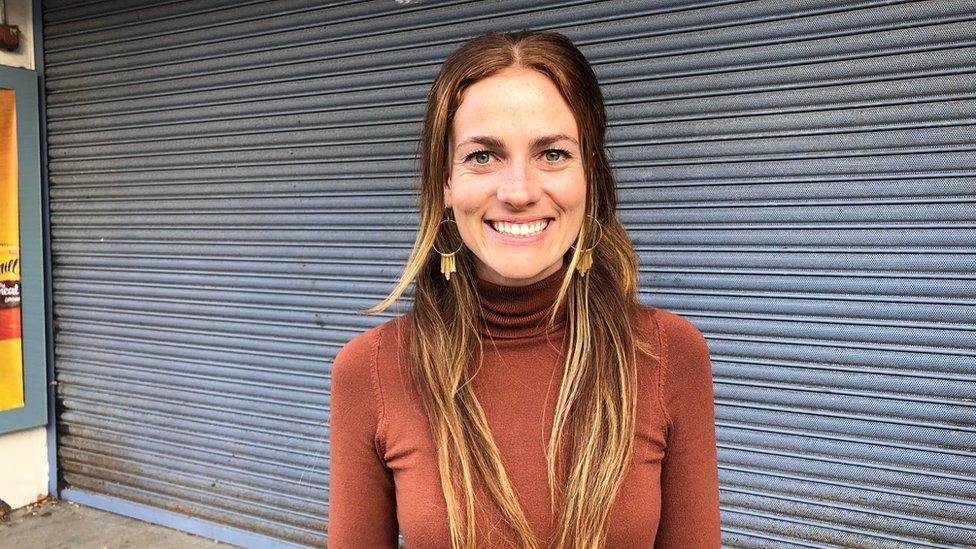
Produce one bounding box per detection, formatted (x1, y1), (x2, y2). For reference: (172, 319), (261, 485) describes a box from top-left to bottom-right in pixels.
(0, 426), (48, 509)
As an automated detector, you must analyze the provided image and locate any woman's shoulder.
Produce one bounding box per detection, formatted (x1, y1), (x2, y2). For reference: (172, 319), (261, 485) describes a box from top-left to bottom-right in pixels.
(634, 303), (709, 358)
(333, 313), (412, 373)
(636, 304), (712, 401)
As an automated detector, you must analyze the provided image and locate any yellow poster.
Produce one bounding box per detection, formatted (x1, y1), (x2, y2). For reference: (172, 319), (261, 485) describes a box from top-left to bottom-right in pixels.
(0, 88), (23, 411)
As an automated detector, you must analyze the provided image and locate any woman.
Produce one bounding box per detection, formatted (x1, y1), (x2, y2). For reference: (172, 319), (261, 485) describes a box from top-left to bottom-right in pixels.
(328, 30), (720, 548)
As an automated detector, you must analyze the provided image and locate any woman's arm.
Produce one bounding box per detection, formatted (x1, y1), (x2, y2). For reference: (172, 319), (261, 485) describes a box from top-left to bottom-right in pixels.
(327, 330), (399, 547)
(655, 310), (722, 548)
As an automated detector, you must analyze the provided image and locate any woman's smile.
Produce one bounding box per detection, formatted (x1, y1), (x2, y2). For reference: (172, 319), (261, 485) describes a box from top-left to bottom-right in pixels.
(485, 217), (554, 243)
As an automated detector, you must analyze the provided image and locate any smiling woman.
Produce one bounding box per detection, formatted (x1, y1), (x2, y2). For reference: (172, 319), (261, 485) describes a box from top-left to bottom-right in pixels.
(327, 30), (721, 549)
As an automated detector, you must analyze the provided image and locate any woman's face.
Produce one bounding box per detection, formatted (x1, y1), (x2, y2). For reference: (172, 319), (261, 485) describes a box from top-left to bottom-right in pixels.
(445, 67), (587, 287)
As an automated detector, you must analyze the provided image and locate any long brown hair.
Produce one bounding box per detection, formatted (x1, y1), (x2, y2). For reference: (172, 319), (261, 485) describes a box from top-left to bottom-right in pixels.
(365, 30), (650, 549)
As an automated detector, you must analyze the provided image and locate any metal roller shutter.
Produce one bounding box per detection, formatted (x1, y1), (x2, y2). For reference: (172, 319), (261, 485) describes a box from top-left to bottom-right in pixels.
(39, 0), (974, 547)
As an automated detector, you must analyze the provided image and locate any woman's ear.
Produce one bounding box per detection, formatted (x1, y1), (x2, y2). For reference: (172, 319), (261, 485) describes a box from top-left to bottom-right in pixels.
(443, 177), (453, 208)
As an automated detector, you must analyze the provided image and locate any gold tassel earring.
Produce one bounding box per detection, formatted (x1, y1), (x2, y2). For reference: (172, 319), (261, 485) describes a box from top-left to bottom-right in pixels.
(577, 246), (594, 276)
(572, 215), (603, 277)
(434, 217), (464, 281)
(440, 252), (456, 280)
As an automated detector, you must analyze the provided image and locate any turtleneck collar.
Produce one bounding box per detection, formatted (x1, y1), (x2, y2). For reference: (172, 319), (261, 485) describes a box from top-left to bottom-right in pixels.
(474, 263), (570, 339)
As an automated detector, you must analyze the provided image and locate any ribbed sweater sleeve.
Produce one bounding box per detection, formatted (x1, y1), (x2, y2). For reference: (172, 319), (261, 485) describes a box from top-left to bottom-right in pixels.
(327, 329), (399, 548)
(654, 311), (722, 548)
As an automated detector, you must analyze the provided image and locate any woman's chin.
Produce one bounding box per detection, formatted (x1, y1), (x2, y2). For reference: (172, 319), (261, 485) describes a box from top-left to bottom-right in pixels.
(476, 260), (563, 287)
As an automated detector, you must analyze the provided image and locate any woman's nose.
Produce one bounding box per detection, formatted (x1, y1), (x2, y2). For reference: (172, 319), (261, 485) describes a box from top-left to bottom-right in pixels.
(496, 158), (541, 207)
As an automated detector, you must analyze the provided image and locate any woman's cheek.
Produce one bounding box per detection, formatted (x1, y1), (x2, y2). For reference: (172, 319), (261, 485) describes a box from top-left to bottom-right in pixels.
(454, 176), (497, 210)
(547, 171), (587, 209)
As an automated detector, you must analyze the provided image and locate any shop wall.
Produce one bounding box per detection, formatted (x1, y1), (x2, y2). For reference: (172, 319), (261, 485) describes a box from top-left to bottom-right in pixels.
(0, 0), (48, 512)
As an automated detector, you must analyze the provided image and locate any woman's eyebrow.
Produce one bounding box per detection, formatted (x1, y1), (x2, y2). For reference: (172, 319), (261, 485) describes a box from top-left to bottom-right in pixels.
(532, 133), (578, 149)
(455, 135), (504, 152)
(455, 133), (578, 152)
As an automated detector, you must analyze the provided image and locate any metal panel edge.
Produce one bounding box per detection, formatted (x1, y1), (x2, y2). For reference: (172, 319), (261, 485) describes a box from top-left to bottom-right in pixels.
(34, 0), (59, 499)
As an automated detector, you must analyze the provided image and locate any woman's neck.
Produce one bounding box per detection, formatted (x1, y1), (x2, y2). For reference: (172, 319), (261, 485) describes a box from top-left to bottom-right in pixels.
(473, 263), (570, 339)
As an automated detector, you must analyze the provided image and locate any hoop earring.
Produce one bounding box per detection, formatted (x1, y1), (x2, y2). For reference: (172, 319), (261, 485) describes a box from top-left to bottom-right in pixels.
(433, 218), (464, 281)
(570, 215), (604, 276)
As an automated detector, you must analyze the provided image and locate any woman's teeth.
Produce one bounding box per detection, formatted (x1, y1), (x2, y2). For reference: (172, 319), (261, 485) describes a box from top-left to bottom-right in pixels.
(490, 220), (549, 237)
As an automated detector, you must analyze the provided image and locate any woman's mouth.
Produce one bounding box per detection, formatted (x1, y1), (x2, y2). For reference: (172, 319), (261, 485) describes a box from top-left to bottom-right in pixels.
(487, 219), (551, 237)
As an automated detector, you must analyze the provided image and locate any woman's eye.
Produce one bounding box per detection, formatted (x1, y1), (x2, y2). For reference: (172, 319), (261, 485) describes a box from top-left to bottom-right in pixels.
(466, 151), (492, 165)
(543, 149), (570, 162)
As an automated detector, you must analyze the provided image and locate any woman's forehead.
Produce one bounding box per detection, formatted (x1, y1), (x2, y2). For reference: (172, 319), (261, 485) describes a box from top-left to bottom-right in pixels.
(451, 68), (578, 145)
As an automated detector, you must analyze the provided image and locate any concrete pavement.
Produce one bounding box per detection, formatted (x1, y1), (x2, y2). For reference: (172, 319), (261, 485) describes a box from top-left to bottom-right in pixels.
(0, 498), (232, 548)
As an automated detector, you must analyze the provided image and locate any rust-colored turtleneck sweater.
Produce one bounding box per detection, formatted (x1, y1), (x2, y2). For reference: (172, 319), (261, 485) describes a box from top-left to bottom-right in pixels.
(327, 265), (721, 548)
